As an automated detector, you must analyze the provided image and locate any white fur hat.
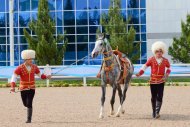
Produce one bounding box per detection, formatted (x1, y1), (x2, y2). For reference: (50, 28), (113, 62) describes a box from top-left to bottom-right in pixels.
(151, 41), (167, 55)
(21, 50), (35, 59)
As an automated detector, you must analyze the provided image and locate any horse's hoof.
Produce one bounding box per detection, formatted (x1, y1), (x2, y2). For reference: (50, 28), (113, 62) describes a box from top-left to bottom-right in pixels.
(121, 110), (125, 114)
(99, 115), (104, 119)
(116, 113), (120, 117)
(110, 111), (115, 115)
(155, 114), (160, 119)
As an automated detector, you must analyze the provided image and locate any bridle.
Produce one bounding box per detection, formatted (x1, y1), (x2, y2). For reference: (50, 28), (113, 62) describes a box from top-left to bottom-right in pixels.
(97, 38), (115, 83)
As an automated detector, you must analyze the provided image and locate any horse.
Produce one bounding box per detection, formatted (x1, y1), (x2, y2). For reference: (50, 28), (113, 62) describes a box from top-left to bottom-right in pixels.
(91, 34), (134, 119)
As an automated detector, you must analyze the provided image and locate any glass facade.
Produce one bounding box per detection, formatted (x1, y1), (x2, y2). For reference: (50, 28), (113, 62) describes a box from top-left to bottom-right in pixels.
(0, 0), (146, 66)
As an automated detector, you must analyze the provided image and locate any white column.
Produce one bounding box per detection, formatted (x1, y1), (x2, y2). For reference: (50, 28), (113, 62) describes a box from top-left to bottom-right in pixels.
(83, 77), (87, 86)
(9, 0), (14, 66)
(44, 64), (51, 87)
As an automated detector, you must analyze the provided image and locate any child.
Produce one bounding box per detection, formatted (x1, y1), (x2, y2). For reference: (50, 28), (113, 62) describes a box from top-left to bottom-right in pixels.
(10, 49), (51, 123)
(136, 41), (171, 119)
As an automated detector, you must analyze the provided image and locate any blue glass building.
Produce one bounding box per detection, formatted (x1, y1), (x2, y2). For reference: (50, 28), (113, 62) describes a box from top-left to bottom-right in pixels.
(0, 0), (146, 66)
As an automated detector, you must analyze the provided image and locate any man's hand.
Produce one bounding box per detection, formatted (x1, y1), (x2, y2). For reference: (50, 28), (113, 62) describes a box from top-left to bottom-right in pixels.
(46, 75), (51, 79)
(10, 88), (15, 93)
(164, 73), (169, 80)
(135, 73), (141, 77)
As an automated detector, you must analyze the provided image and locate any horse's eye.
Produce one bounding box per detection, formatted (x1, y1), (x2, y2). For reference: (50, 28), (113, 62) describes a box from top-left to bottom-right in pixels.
(100, 43), (103, 46)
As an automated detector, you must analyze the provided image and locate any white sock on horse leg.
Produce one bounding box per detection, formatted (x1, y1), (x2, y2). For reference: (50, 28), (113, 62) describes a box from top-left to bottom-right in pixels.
(116, 105), (122, 117)
(99, 106), (104, 119)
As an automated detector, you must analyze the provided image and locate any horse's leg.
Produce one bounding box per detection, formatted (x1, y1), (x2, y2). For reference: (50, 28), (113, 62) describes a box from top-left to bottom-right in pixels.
(99, 85), (106, 119)
(117, 85), (125, 114)
(110, 85), (117, 115)
(116, 76), (132, 117)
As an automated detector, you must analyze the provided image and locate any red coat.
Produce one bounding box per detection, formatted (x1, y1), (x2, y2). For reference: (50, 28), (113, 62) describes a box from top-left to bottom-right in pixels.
(139, 57), (171, 84)
(14, 64), (40, 90)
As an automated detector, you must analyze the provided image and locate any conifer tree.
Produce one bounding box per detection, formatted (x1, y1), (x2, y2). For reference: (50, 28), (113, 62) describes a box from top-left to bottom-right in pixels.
(100, 0), (140, 63)
(24, 0), (67, 65)
(169, 14), (190, 63)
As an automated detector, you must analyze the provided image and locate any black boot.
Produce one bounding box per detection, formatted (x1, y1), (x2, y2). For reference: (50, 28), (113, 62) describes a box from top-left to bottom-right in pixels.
(151, 99), (156, 118)
(26, 108), (32, 123)
(155, 101), (162, 118)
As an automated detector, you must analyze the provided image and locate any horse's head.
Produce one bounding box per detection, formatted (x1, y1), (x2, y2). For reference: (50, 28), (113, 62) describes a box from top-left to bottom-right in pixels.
(91, 33), (109, 58)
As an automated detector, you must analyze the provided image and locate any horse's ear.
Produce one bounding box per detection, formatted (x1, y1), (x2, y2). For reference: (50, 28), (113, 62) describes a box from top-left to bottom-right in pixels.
(105, 34), (110, 39)
(103, 33), (106, 39)
(98, 33), (105, 40)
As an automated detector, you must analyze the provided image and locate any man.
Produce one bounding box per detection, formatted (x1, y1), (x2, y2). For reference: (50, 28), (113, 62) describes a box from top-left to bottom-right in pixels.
(136, 41), (171, 119)
(10, 49), (51, 123)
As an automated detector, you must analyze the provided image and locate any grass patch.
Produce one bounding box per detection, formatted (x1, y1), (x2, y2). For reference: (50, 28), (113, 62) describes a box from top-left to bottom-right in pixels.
(1, 77), (190, 88)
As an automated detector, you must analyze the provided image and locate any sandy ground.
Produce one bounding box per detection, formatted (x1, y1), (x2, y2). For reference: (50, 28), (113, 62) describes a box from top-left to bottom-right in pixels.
(0, 86), (190, 127)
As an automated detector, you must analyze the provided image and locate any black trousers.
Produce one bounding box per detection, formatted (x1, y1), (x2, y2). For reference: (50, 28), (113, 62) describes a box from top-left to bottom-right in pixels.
(150, 83), (164, 102)
(21, 89), (35, 108)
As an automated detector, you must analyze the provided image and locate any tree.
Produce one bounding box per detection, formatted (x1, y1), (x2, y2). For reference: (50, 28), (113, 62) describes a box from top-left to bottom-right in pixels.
(100, 0), (140, 63)
(169, 14), (190, 63)
(24, 0), (67, 65)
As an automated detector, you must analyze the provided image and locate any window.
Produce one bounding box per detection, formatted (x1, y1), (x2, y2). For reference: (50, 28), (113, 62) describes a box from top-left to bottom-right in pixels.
(76, 11), (88, 25)
(64, 11), (75, 26)
(65, 43), (76, 60)
(19, 12), (30, 27)
(141, 42), (147, 60)
(128, 9), (139, 24)
(89, 10), (100, 25)
(127, 0), (139, 8)
(56, 12), (63, 26)
(140, 0), (146, 8)
(65, 35), (75, 43)
(19, 0), (30, 11)
(0, 28), (6, 36)
(88, 0), (100, 9)
(77, 26), (88, 34)
(121, 0), (126, 9)
(56, 0), (63, 10)
(57, 27), (63, 34)
(77, 35), (88, 43)
(20, 36), (27, 44)
(48, 0), (55, 11)
(101, 0), (111, 9)
(140, 9), (146, 24)
(141, 25), (146, 32)
(31, 0), (38, 10)
(31, 12), (37, 21)
(89, 35), (96, 42)
(89, 26), (99, 34)
(77, 43), (88, 60)
(141, 34), (146, 41)
(64, 27), (75, 34)
(0, 37), (6, 44)
(0, 0), (6, 12)
(76, 0), (87, 10)
(64, 0), (74, 10)
(128, 25), (140, 33)
(0, 45), (7, 60)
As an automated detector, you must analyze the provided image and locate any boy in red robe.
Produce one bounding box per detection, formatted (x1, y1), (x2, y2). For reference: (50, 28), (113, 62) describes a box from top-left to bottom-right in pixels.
(10, 50), (51, 123)
(136, 41), (171, 119)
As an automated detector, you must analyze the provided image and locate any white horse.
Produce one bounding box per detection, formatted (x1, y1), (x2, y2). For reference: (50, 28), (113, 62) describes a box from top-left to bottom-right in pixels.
(91, 34), (134, 118)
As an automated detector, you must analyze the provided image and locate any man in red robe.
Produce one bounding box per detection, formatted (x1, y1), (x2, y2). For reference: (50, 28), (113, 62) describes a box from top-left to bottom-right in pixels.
(136, 41), (171, 119)
(10, 49), (51, 123)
